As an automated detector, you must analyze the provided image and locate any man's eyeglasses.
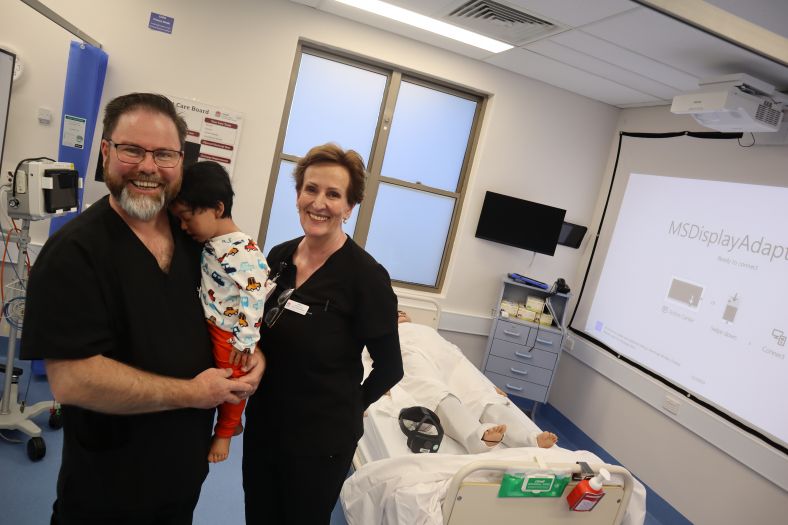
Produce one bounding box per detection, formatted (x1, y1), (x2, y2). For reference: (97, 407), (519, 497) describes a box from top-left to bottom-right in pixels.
(105, 138), (183, 168)
(264, 288), (294, 328)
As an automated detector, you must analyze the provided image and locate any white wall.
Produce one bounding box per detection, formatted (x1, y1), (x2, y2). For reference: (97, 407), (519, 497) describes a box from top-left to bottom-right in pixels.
(0, 0), (617, 322)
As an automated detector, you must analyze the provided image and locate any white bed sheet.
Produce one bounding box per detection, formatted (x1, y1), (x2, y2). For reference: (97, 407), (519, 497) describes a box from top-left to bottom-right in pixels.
(359, 386), (542, 461)
(352, 322), (647, 525)
(342, 447), (647, 525)
(359, 394), (471, 461)
(361, 322), (545, 456)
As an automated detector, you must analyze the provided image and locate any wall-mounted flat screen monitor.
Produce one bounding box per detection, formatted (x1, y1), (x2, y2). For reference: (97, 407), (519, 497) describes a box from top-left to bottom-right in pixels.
(475, 191), (566, 256)
(0, 48), (15, 172)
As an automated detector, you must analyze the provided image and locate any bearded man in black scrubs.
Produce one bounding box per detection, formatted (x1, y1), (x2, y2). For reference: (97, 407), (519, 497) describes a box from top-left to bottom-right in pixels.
(21, 93), (264, 525)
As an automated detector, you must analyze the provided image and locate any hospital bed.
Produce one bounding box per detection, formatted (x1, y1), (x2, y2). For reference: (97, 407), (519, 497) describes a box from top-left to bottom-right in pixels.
(341, 293), (646, 525)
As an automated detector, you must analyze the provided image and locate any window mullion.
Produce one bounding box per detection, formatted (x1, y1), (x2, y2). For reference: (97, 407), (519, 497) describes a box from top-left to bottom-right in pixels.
(429, 99), (486, 289)
(378, 176), (459, 200)
(257, 43), (307, 246)
(352, 70), (402, 247)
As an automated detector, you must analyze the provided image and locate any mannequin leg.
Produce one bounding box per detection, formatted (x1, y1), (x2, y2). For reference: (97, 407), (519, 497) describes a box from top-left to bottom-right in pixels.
(480, 403), (541, 447)
(436, 394), (502, 454)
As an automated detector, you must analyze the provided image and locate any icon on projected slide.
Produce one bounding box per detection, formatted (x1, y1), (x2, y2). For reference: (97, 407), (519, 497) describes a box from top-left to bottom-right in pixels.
(666, 277), (703, 309)
(772, 329), (786, 347)
(722, 293), (740, 323)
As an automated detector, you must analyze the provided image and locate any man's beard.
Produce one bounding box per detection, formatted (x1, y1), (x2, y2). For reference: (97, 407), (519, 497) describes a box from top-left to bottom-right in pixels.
(117, 186), (166, 221)
(105, 171), (180, 221)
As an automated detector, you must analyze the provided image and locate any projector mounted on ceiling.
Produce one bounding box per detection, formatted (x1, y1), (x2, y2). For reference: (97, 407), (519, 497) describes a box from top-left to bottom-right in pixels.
(671, 73), (786, 133)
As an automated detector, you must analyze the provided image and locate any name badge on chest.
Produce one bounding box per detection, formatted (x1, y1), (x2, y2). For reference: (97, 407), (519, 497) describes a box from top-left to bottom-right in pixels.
(284, 299), (309, 315)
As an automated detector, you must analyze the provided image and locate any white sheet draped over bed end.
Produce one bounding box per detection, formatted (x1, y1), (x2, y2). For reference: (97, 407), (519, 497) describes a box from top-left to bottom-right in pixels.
(341, 447), (647, 525)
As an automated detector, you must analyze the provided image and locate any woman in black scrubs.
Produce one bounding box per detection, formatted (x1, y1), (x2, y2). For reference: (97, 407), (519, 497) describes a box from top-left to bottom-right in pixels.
(242, 143), (404, 524)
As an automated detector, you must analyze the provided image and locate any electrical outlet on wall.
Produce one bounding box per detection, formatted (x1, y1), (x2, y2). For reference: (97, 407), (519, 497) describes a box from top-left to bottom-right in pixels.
(37, 107), (53, 125)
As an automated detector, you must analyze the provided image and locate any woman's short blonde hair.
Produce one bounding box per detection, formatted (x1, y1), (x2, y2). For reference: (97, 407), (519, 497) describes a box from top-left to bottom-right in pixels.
(293, 143), (367, 206)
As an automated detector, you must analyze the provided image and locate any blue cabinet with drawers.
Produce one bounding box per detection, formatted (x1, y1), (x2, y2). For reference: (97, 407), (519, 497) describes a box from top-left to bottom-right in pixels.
(481, 277), (570, 404)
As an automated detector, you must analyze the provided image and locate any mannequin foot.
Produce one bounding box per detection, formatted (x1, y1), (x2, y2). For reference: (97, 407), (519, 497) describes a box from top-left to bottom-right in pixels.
(208, 435), (231, 463)
(536, 431), (558, 448)
(481, 424), (507, 447)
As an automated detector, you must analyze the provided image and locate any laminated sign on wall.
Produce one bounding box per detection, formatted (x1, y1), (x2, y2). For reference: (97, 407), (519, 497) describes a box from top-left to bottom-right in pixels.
(169, 95), (244, 178)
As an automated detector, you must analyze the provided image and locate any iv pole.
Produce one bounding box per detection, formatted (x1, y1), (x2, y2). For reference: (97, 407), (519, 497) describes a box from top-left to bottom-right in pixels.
(0, 218), (57, 460)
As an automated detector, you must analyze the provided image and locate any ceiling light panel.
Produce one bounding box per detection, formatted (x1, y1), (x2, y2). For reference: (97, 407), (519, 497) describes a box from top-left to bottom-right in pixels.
(335, 0), (514, 53)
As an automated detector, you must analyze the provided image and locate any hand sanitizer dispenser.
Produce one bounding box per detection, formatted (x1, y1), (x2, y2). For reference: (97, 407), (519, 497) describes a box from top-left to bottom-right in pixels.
(566, 467), (611, 511)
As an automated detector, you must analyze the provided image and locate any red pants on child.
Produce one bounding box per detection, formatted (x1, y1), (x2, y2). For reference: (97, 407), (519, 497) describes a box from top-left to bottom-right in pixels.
(207, 322), (248, 438)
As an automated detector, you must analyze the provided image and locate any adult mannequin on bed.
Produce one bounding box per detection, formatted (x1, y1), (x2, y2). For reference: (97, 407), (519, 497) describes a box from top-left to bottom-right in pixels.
(395, 311), (557, 453)
(242, 144), (404, 524)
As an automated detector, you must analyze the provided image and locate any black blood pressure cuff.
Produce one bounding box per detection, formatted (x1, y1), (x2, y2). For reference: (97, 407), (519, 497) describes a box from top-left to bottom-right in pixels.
(398, 406), (444, 454)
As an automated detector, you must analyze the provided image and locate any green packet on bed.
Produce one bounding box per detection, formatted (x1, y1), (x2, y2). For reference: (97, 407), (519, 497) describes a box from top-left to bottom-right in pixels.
(497, 469), (571, 498)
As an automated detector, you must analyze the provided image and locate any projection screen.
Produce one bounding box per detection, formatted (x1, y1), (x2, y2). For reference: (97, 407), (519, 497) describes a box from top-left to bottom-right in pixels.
(571, 132), (788, 453)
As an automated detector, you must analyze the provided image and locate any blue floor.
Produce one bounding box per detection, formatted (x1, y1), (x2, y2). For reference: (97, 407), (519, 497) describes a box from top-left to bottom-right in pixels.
(2, 358), (687, 524)
(0, 358), (350, 525)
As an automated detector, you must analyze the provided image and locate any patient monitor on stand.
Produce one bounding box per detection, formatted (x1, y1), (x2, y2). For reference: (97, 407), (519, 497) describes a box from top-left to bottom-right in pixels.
(0, 159), (80, 461)
(8, 160), (80, 219)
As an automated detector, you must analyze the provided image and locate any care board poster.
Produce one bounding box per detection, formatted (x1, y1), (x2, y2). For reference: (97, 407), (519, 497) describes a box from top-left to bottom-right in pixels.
(169, 95), (244, 178)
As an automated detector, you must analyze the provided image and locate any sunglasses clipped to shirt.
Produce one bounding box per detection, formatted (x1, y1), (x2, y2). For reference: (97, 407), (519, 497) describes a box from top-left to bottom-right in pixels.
(264, 287), (294, 328)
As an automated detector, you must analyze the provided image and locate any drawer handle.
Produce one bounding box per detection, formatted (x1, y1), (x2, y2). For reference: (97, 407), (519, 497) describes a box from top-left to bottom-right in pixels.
(503, 329), (521, 337)
(514, 351), (533, 359)
(535, 337), (553, 346)
(510, 367), (527, 375)
(505, 383), (523, 392)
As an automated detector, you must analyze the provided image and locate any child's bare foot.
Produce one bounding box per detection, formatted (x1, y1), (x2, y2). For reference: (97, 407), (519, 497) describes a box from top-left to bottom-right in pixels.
(481, 424), (507, 447)
(208, 435), (231, 463)
(536, 431), (558, 448)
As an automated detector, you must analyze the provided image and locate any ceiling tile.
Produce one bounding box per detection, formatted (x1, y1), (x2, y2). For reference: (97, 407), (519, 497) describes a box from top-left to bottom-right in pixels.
(315, 0), (497, 60)
(526, 37), (682, 100)
(582, 8), (788, 90)
(500, 0), (636, 27)
(485, 47), (663, 106)
(549, 29), (701, 92)
(373, 0), (636, 28)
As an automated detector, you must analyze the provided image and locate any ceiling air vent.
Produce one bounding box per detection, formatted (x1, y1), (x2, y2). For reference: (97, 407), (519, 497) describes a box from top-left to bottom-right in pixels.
(444, 0), (567, 45)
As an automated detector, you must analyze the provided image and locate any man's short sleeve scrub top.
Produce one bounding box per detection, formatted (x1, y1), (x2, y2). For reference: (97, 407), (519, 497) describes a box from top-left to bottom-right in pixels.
(21, 196), (214, 515)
